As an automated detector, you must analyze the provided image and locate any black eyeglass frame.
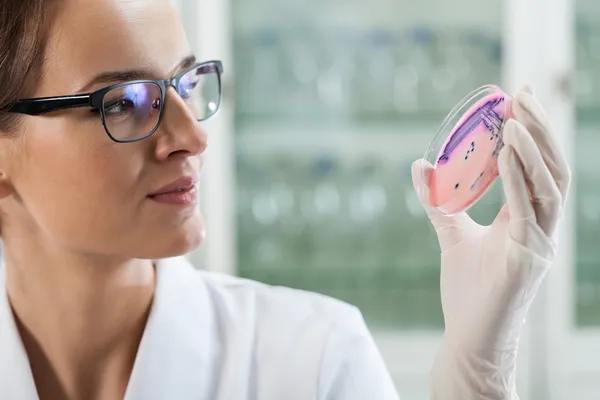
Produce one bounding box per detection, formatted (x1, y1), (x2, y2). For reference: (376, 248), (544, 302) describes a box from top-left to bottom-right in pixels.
(6, 60), (224, 143)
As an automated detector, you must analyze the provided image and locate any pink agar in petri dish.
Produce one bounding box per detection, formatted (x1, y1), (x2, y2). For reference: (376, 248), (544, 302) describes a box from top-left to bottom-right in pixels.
(424, 85), (514, 215)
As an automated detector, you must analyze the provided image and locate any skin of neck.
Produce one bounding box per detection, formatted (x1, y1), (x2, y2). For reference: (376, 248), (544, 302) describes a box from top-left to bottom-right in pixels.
(2, 226), (156, 400)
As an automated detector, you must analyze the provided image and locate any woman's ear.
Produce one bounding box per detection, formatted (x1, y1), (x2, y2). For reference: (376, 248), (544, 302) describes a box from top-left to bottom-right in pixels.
(0, 135), (20, 200)
(0, 170), (14, 199)
(0, 148), (17, 237)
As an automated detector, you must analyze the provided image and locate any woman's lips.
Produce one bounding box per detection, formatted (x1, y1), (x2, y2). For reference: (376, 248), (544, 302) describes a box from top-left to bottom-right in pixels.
(148, 176), (199, 206)
(148, 184), (198, 205)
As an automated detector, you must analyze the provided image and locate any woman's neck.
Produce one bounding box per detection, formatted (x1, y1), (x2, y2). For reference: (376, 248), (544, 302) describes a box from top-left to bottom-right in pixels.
(2, 237), (156, 400)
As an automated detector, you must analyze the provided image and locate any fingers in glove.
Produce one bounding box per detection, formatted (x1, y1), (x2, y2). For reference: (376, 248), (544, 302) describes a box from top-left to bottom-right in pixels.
(411, 159), (476, 248)
(412, 159), (454, 226)
(512, 89), (571, 206)
(498, 144), (533, 221)
(519, 84), (535, 96)
(501, 119), (563, 237)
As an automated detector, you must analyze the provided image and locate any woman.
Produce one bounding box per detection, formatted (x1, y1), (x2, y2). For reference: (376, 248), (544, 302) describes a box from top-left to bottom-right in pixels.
(0, 0), (570, 399)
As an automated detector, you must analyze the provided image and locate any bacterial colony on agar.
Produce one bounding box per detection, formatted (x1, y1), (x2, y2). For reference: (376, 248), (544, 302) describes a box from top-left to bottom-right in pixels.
(422, 85), (514, 215)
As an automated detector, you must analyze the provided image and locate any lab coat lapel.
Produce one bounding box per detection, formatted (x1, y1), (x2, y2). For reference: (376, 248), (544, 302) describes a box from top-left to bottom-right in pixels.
(0, 257), (215, 400)
(124, 256), (218, 400)
(0, 263), (40, 400)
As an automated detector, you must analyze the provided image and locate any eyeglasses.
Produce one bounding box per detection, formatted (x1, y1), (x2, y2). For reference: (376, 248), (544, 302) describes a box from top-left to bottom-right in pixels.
(6, 60), (223, 143)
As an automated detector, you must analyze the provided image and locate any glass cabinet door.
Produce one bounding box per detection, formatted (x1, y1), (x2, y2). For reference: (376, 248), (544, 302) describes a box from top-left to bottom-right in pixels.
(566, 1), (600, 398)
(231, 0), (504, 326)
(575, 0), (600, 333)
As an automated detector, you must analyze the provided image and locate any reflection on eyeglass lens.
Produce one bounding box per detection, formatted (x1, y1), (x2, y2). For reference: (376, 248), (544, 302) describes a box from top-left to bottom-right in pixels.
(104, 84), (158, 119)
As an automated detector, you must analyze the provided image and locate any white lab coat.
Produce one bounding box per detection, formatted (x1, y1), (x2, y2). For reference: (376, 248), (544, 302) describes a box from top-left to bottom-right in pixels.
(0, 256), (401, 399)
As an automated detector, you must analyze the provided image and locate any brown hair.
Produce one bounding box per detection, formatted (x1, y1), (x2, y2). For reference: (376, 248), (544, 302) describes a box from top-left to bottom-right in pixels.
(0, 0), (55, 132)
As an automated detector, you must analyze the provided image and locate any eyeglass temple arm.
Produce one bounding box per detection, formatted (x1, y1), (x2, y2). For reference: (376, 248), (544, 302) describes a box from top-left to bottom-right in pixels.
(6, 94), (92, 116)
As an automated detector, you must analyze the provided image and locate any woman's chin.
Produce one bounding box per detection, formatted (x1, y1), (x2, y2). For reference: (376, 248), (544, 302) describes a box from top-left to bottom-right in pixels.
(136, 219), (206, 260)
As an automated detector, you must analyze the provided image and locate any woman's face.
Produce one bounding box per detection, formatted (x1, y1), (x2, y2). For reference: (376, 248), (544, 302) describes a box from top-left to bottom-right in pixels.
(0, 0), (209, 259)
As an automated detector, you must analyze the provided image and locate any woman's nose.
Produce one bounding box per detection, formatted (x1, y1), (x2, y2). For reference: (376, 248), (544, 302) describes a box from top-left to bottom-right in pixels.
(153, 87), (208, 162)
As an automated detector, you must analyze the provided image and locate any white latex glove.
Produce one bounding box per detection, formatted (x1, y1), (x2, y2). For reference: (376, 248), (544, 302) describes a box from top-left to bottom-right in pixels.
(411, 85), (571, 399)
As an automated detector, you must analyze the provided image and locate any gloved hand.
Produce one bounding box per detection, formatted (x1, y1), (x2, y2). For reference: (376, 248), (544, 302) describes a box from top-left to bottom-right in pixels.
(411, 85), (571, 399)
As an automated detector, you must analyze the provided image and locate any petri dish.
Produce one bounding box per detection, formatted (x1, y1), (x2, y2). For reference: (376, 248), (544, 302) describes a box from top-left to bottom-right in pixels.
(422, 85), (513, 215)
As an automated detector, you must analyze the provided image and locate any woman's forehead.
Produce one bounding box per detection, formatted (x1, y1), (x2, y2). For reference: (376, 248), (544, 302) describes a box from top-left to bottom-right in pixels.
(38, 0), (191, 96)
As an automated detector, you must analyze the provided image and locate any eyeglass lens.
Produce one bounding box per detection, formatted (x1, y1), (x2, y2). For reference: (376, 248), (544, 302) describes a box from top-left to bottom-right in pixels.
(102, 63), (221, 141)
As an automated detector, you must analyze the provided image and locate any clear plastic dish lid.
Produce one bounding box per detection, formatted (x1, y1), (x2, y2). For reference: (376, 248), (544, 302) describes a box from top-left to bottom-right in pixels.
(422, 85), (513, 216)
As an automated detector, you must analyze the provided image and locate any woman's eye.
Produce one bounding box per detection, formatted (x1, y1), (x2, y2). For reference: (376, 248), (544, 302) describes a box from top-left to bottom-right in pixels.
(104, 99), (135, 115)
(180, 81), (199, 99)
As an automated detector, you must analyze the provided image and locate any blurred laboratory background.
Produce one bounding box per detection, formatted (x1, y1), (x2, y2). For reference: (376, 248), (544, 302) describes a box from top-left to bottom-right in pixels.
(172, 0), (599, 398)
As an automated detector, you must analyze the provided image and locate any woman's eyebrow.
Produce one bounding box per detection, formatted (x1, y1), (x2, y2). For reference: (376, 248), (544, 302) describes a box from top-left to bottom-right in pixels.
(78, 54), (197, 93)
(78, 70), (149, 93)
(173, 54), (197, 74)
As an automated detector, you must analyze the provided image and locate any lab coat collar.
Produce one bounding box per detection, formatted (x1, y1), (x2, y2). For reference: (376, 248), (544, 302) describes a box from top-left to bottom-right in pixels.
(0, 260), (39, 400)
(125, 256), (218, 400)
(0, 256), (217, 400)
